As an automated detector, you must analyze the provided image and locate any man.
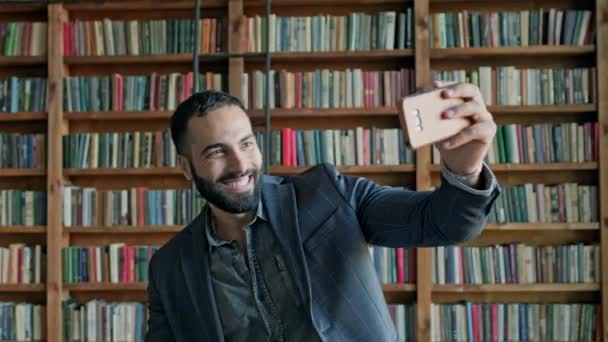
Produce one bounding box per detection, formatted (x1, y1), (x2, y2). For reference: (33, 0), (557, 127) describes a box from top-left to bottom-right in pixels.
(145, 82), (501, 342)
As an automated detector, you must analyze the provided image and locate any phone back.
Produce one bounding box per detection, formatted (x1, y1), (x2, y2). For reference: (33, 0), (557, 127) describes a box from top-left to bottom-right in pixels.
(398, 88), (470, 149)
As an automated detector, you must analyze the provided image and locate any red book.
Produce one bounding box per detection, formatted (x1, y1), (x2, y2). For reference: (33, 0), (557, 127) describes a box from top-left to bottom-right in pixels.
(396, 248), (404, 283)
(290, 129), (297, 166)
(490, 304), (498, 342)
(281, 128), (291, 166)
(128, 246), (134, 283)
(472, 304), (480, 342)
(17, 247), (23, 283)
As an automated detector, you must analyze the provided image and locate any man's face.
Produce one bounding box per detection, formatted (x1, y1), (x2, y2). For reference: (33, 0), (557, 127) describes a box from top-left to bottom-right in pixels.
(180, 105), (263, 214)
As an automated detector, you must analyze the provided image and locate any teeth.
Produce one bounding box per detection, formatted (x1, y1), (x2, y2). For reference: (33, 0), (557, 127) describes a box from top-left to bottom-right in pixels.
(223, 175), (249, 188)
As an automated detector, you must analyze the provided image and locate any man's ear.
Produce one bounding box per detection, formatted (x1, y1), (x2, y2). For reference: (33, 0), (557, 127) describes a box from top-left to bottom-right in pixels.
(178, 155), (193, 182)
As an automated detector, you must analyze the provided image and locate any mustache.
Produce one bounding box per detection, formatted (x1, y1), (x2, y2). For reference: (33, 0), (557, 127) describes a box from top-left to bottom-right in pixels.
(217, 169), (258, 183)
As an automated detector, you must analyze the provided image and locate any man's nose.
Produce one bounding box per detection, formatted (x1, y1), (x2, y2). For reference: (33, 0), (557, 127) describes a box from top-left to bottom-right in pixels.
(227, 151), (248, 174)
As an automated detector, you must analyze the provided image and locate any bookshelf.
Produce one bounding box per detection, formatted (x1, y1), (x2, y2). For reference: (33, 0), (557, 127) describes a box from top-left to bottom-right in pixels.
(0, 0), (604, 340)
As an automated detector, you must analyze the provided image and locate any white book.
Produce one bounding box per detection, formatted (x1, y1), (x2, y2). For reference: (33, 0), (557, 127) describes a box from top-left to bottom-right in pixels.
(385, 12), (396, 50)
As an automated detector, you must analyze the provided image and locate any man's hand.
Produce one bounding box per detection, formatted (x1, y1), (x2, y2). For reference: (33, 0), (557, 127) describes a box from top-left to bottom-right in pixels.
(433, 80), (497, 176)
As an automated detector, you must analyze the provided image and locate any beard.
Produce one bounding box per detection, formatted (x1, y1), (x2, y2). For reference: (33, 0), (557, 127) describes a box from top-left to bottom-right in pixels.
(189, 162), (262, 214)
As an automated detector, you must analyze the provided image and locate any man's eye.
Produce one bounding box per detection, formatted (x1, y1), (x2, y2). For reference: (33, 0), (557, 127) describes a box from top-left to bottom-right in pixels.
(243, 141), (254, 148)
(208, 150), (223, 157)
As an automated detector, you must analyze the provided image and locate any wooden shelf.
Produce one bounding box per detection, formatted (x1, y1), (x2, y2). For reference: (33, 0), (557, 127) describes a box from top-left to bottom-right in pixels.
(64, 54), (198, 65)
(66, 226), (182, 234)
(269, 164), (415, 175)
(0, 168), (46, 177)
(383, 283), (417, 292)
(487, 104), (597, 114)
(0, 226), (46, 234)
(251, 107), (398, 119)
(0, 284), (46, 292)
(431, 46), (595, 59)
(485, 222), (600, 231)
(64, 111), (172, 121)
(64, 283), (147, 291)
(0, 56), (46, 67)
(64, 0), (226, 10)
(431, 162), (598, 172)
(0, 113), (47, 122)
(64, 167), (181, 176)
(270, 49), (414, 61)
(433, 283), (600, 293)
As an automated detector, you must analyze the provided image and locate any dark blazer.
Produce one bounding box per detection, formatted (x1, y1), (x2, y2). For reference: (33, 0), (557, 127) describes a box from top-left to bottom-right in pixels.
(145, 163), (500, 342)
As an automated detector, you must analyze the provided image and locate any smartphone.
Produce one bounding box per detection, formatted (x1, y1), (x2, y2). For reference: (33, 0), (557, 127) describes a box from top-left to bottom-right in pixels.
(398, 88), (470, 150)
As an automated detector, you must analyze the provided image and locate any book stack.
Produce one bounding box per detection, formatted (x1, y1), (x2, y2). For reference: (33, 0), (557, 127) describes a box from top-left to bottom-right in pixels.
(429, 9), (595, 48)
(369, 246), (416, 284)
(0, 190), (47, 226)
(433, 243), (600, 285)
(62, 187), (202, 227)
(0, 22), (47, 56)
(0, 77), (47, 113)
(63, 299), (146, 342)
(62, 18), (227, 56)
(258, 128), (414, 167)
(0, 244), (45, 284)
(242, 10), (414, 52)
(63, 244), (159, 284)
(245, 68), (415, 110)
(0, 133), (46, 169)
(432, 66), (596, 106)
(64, 72), (225, 112)
(489, 183), (598, 224)
(431, 303), (601, 341)
(63, 130), (177, 169)
(0, 303), (45, 341)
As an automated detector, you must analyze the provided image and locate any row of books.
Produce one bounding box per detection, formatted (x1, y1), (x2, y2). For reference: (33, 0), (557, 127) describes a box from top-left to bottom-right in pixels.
(63, 244), (159, 284)
(258, 128), (414, 167)
(0, 190), (47, 226)
(0, 22), (47, 56)
(388, 304), (416, 342)
(244, 68), (415, 110)
(432, 67), (596, 106)
(0, 77), (47, 113)
(62, 187), (203, 227)
(62, 18), (227, 56)
(433, 122), (599, 164)
(369, 247), (416, 284)
(429, 9), (595, 48)
(0, 133), (46, 169)
(433, 243), (600, 285)
(63, 299), (145, 342)
(242, 11), (414, 53)
(488, 183), (598, 224)
(0, 244), (44, 285)
(0, 303), (45, 341)
(63, 72), (225, 112)
(487, 122), (598, 164)
(431, 303), (600, 342)
(63, 130), (177, 169)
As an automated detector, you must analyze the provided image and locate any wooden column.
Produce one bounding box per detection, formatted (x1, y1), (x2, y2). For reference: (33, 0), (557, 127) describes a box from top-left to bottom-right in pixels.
(47, 4), (68, 342)
(414, 0), (432, 341)
(597, 0), (608, 340)
(228, 0), (244, 98)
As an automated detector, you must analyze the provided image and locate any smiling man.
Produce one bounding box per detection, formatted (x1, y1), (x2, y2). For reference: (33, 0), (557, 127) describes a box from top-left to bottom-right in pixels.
(145, 86), (501, 342)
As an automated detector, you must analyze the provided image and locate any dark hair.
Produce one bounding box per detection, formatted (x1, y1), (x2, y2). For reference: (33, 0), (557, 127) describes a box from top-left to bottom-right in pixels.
(170, 90), (247, 156)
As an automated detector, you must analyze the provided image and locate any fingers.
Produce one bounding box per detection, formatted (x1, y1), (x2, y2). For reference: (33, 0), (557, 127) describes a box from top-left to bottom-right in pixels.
(440, 121), (497, 150)
(442, 100), (489, 122)
(440, 82), (485, 104)
(433, 80), (459, 89)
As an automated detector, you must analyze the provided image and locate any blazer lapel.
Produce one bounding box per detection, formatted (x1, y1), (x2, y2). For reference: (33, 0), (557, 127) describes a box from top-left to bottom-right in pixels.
(262, 180), (312, 311)
(179, 212), (224, 341)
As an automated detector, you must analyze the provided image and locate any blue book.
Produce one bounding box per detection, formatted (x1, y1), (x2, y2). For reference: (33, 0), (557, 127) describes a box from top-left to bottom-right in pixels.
(466, 302), (474, 342)
(10, 77), (18, 112)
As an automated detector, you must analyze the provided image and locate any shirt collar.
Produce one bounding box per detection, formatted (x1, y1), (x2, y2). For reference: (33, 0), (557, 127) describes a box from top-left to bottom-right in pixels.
(204, 199), (266, 252)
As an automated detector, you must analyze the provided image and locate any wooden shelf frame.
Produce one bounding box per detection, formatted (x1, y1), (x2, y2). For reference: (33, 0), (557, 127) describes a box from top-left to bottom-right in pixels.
(0, 0), (603, 341)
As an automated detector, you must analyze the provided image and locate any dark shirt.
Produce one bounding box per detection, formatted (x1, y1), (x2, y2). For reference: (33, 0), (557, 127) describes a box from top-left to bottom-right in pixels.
(204, 202), (321, 342)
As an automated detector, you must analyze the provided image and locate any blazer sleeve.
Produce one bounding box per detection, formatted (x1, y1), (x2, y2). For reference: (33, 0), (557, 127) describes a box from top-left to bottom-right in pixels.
(325, 163), (501, 247)
(145, 257), (176, 342)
